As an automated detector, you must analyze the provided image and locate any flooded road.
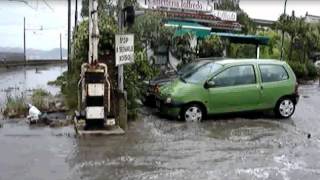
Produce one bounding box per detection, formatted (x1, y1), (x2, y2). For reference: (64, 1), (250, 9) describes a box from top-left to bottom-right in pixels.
(1, 79), (320, 179)
(0, 64), (67, 107)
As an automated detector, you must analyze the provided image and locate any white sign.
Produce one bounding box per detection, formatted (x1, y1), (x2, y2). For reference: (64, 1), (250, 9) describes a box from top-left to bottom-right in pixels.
(148, 0), (214, 12)
(115, 34), (134, 66)
(210, 10), (237, 21)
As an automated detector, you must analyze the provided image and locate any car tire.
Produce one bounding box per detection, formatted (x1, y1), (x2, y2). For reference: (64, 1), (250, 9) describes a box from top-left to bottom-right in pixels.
(181, 104), (204, 122)
(274, 98), (295, 118)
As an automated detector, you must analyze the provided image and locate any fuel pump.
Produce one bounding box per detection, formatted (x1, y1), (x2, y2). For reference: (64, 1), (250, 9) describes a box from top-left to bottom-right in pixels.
(74, 0), (117, 133)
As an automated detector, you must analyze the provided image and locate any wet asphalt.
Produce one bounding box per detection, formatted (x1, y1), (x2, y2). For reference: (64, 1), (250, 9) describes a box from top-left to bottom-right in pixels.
(1, 83), (320, 180)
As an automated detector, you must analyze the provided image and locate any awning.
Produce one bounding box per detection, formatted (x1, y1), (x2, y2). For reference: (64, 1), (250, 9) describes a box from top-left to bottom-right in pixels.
(164, 20), (211, 38)
(210, 32), (270, 45)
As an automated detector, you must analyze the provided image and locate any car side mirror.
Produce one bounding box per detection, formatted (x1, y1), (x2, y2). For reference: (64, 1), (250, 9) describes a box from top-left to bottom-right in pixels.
(204, 80), (215, 89)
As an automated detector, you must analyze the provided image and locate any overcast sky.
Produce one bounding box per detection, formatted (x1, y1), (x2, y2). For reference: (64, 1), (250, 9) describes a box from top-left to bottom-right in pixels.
(0, 0), (320, 51)
(0, 0), (78, 51)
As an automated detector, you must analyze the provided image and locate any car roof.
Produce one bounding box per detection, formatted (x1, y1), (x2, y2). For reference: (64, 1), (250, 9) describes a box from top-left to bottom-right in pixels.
(211, 58), (286, 66)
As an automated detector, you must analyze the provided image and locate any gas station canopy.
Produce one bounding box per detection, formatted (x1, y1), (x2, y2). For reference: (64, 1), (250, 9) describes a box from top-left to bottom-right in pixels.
(164, 20), (211, 38)
(211, 32), (270, 45)
(164, 21), (270, 45)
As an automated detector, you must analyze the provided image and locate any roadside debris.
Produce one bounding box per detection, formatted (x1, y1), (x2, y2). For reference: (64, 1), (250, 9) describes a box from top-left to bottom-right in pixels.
(308, 133), (311, 139)
(27, 104), (41, 124)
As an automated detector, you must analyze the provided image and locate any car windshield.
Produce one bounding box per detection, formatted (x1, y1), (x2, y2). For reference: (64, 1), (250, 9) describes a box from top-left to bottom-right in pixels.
(177, 61), (208, 76)
(181, 62), (222, 84)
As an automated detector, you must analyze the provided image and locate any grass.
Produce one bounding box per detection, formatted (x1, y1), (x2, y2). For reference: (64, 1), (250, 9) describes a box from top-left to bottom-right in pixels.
(31, 89), (50, 110)
(3, 94), (27, 118)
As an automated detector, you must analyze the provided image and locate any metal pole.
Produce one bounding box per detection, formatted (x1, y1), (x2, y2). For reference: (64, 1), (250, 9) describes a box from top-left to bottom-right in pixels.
(118, 0), (124, 92)
(60, 33), (63, 60)
(24, 17), (26, 65)
(67, 0), (71, 71)
(280, 0), (288, 61)
(88, 0), (93, 63)
(74, 0), (78, 32)
(256, 45), (260, 59)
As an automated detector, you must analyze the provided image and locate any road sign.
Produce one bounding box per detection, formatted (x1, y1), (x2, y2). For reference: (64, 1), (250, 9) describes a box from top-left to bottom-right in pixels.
(115, 34), (134, 66)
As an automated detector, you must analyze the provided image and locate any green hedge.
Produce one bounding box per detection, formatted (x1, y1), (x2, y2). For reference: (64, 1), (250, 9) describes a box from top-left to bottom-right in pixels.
(287, 61), (318, 80)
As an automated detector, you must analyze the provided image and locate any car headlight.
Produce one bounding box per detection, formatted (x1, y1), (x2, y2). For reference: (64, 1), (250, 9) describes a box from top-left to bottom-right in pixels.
(165, 97), (172, 104)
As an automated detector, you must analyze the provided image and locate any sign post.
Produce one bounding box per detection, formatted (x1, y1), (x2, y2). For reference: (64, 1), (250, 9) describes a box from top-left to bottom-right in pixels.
(115, 34), (135, 66)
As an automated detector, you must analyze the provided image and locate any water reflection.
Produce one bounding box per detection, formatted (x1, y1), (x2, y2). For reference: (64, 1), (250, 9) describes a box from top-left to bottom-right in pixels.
(0, 64), (67, 106)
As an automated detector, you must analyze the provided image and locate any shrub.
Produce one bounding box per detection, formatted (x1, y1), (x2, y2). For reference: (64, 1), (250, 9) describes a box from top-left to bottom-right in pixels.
(287, 61), (308, 79)
(31, 89), (50, 110)
(198, 35), (224, 58)
(3, 94), (27, 118)
(305, 61), (318, 80)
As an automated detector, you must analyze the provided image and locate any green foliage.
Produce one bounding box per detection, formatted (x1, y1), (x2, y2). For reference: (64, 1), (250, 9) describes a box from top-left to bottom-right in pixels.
(198, 35), (224, 58)
(287, 61), (308, 79)
(228, 44), (257, 58)
(124, 50), (158, 118)
(3, 94), (27, 118)
(31, 89), (50, 110)
(257, 30), (281, 59)
(276, 12), (320, 64)
(129, 12), (174, 51)
(171, 32), (196, 66)
(306, 61), (318, 79)
(81, 0), (115, 17)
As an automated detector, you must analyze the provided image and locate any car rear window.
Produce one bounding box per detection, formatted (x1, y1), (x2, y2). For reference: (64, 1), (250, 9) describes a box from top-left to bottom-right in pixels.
(259, 64), (289, 83)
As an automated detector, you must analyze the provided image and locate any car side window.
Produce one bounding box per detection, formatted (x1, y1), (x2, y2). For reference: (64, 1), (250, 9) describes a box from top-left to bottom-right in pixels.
(211, 65), (256, 87)
(259, 64), (289, 83)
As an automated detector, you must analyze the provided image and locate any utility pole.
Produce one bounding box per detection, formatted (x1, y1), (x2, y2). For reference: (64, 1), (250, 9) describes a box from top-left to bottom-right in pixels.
(118, 0), (124, 92)
(88, 0), (99, 64)
(23, 17), (26, 65)
(74, 0), (78, 32)
(67, 0), (71, 71)
(280, 0), (288, 61)
(60, 33), (63, 61)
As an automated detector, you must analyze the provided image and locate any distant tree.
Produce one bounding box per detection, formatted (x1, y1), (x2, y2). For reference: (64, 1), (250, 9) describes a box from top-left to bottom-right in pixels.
(198, 35), (224, 58)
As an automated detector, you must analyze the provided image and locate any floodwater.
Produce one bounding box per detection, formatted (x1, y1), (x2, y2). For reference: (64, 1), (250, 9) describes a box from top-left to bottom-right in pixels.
(1, 65), (320, 180)
(0, 64), (67, 107)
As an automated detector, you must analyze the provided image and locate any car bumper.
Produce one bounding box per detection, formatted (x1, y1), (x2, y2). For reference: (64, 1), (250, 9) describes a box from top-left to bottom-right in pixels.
(156, 98), (183, 118)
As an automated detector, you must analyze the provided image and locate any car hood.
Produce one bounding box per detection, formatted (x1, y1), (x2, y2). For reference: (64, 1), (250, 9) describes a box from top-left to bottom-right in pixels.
(159, 79), (182, 97)
(149, 74), (178, 86)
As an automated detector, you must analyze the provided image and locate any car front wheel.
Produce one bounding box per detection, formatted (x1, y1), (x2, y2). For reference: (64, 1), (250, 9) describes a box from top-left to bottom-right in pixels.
(181, 104), (203, 122)
(274, 98), (295, 118)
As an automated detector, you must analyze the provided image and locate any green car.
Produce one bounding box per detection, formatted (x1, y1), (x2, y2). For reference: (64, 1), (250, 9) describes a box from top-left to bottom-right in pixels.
(156, 59), (299, 121)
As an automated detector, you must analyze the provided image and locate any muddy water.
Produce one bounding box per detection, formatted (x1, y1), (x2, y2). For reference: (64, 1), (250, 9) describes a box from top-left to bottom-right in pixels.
(0, 64), (67, 107)
(1, 80), (320, 179)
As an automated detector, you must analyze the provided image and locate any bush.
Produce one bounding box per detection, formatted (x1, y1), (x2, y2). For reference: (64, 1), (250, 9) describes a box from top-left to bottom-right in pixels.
(198, 35), (224, 58)
(31, 89), (50, 110)
(3, 95), (27, 118)
(305, 61), (318, 79)
(287, 61), (308, 79)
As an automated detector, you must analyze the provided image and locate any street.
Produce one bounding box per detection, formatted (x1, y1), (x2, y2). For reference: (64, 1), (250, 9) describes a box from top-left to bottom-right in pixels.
(1, 83), (320, 180)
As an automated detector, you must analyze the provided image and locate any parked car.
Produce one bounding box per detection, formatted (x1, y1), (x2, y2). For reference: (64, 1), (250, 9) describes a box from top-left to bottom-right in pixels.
(156, 59), (299, 121)
(142, 60), (216, 106)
